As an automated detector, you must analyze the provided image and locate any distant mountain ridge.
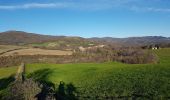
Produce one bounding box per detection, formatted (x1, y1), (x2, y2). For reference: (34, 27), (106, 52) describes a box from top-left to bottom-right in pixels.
(0, 31), (170, 46)
(89, 36), (170, 46)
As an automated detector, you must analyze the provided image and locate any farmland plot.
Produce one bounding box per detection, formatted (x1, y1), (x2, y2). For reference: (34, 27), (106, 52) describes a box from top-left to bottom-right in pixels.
(0, 48), (170, 99)
(0, 45), (25, 55)
(1, 48), (72, 56)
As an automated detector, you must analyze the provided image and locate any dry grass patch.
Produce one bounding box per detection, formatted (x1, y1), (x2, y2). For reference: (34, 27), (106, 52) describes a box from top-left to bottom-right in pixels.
(0, 45), (26, 54)
(1, 48), (72, 56)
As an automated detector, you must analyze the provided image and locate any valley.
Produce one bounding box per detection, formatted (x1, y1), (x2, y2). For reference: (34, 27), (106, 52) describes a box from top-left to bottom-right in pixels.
(0, 48), (170, 99)
(1, 1), (170, 99)
(0, 31), (170, 99)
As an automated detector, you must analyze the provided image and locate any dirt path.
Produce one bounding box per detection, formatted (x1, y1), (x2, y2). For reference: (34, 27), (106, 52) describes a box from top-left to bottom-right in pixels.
(15, 63), (25, 81)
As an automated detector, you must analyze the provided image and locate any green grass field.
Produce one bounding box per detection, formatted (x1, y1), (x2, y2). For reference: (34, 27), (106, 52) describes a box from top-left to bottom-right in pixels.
(0, 67), (17, 79)
(0, 48), (170, 99)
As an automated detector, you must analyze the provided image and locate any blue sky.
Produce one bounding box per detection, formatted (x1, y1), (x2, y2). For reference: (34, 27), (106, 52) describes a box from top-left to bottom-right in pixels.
(0, 0), (170, 38)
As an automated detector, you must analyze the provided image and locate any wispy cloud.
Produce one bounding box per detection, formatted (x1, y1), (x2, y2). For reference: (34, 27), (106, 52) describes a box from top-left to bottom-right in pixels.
(0, 0), (137, 10)
(0, 3), (71, 10)
(0, 0), (170, 13)
(130, 6), (170, 13)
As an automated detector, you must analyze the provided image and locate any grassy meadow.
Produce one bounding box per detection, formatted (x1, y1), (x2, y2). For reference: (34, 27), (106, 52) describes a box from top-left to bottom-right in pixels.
(0, 48), (170, 99)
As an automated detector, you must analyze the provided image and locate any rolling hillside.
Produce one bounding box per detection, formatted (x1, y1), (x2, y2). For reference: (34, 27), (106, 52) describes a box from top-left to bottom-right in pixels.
(0, 31), (91, 46)
(0, 31), (58, 45)
(0, 31), (170, 47)
(89, 36), (170, 46)
(0, 48), (170, 99)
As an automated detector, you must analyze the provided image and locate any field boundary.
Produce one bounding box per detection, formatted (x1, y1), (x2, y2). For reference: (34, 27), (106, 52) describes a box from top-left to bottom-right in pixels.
(15, 63), (25, 81)
(0, 48), (25, 55)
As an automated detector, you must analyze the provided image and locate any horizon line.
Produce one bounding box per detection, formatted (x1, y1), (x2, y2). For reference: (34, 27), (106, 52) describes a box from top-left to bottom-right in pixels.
(0, 30), (169, 39)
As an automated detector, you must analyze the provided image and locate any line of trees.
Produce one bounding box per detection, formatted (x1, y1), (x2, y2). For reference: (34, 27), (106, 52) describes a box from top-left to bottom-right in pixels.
(0, 46), (158, 67)
(74, 46), (158, 64)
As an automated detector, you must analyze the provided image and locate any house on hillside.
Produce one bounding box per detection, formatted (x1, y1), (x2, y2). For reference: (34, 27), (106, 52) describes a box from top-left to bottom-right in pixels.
(141, 44), (160, 50)
(151, 45), (160, 50)
(152, 47), (158, 50)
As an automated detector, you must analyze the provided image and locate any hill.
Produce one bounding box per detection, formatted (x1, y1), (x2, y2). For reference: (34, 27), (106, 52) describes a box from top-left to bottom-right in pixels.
(89, 36), (170, 46)
(0, 31), (89, 45)
(0, 31), (96, 50)
(0, 31), (58, 45)
(0, 30), (170, 47)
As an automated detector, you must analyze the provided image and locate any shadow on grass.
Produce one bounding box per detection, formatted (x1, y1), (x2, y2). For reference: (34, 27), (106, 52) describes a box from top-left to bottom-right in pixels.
(28, 68), (78, 100)
(56, 81), (78, 100)
(27, 68), (53, 82)
(0, 75), (15, 99)
(0, 75), (15, 91)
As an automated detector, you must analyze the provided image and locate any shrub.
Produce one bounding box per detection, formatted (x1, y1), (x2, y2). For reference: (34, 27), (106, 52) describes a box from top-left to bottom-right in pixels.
(4, 79), (41, 100)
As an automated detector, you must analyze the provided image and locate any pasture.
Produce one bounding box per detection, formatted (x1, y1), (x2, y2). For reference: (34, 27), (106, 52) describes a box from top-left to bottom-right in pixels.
(0, 48), (170, 99)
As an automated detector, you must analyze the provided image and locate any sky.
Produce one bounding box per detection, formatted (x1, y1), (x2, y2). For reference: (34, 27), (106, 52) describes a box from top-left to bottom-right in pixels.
(0, 0), (170, 38)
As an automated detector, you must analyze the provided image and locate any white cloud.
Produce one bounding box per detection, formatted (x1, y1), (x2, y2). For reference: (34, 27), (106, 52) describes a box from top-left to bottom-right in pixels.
(0, 0), (170, 13)
(130, 6), (170, 13)
(0, 0), (137, 10)
(0, 3), (71, 10)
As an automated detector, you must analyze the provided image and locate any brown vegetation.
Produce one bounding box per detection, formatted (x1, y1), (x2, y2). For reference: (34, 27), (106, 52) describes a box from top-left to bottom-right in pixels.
(0, 46), (158, 67)
(3, 79), (41, 100)
(74, 46), (158, 64)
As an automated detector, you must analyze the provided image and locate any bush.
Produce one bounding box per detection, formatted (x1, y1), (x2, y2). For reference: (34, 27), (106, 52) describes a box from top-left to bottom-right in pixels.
(74, 47), (158, 64)
(4, 79), (41, 100)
